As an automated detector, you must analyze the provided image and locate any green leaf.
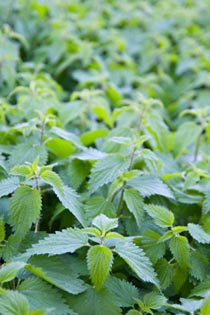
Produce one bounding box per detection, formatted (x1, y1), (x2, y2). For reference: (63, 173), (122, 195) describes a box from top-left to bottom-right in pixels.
(10, 186), (42, 238)
(104, 276), (139, 307)
(0, 290), (29, 315)
(124, 189), (144, 229)
(92, 214), (118, 234)
(25, 228), (89, 256)
(80, 129), (108, 146)
(26, 255), (86, 295)
(87, 245), (113, 290)
(54, 185), (86, 227)
(0, 177), (19, 198)
(201, 295), (210, 315)
(144, 204), (174, 228)
(190, 251), (209, 281)
(128, 175), (174, 199)
(115, 241), (159, 287)
(140, 231), (166, 264)
(10, 165), (33, 178)
(84, 197), (115, 223)
(203, 193), (210, 214)
(156, 258), (174, 290)
(89, 154), (129, 193)
(40, 170), (64, 195)
(188, 223), (210, 244)
(19, 278), (73, 315)
(0, 262), (25, 284)
(169, 236), (190, 270)
(126, 311), (142, 315)
(0, 216), (5, 241)
(144, 292), (167, 310)
(191, 276), (210, 297)
(67, 287), (121, 315)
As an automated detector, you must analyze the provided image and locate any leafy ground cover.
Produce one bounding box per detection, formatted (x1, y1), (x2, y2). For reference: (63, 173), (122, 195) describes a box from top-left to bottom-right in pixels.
(1, 0), (210, 314)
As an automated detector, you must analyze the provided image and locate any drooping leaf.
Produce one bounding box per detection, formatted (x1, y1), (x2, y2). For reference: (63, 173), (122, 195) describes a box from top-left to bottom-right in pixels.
(115, 241), (159, 287)
(124, 189), (144, 229)
(89, 154), (129, 193)
(26, 255), (86, 295)
(87, 245), (113, 290)
(0, 177), (19, 198)
(188, 223), (210, 244)
(19, 278), (74, 315)
(10, 186), (42, 238)
(127, 175), (174, 199)
(144, 204), (174, 228)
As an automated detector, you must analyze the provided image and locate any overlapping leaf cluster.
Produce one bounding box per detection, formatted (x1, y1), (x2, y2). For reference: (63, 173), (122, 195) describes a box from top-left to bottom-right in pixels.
(1, 0), (210, 314)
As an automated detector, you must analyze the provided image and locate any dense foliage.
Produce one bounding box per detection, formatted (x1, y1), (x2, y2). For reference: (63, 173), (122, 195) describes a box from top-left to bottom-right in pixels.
(1, 0), (210, 314)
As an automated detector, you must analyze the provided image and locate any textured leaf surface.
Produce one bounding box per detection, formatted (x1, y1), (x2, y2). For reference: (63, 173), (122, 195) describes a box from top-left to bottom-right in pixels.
(0, 290), (29, 315)
(67, 287), (121, 315)
(25, 228), (89, 256)
(169, 236), (190, 270)
(92, 214), (118, 233)
(26, 255), (86, 294)
(54, 185), (85, 226)
(41, 170), (64, 195)
(124, 189), (144, 229)
(144, 204), (174, 227)
(188, 223), (210, 243)
(128, 175), (174, 199)
(144, 292), (167, 309)
(19, 278), (74, 315)
(87, 245), (113, 290)
(104, 276), (139, 307)
(89, 154), (129, 193)
(115, 241), (159, 287)
(10, 186), (42, 237)
(191, 276), (210, 297)
(0, 177), (19, 198)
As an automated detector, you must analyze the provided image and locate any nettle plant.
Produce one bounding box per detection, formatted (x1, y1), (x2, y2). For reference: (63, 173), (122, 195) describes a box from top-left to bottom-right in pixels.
(1, 0), (210, 314)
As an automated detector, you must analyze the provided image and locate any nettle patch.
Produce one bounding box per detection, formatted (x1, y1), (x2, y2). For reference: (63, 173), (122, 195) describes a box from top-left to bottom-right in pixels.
(1, 0), (210, 314)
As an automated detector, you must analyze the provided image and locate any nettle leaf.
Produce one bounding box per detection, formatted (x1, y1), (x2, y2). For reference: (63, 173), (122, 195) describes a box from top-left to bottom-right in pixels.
(201, 295), (210, 315)
(169, 236), (190, 270)
(104, 276), (139, 307)
(115, 241), (159, 287)
(19, 277), (73, 315)
(126, 311), (142, 315)
(26, 255), (86, 295)
(144, 204), (174, 228)
(144, 292), (167, 310)
(67, 287), (121, 315)
(127, 175), (174, 199)
(40, 170), (64, 195)
(140, 231), (166, 264)
(0, 216), (5, 241)
(92, 214), (118, 234)
(87, 245), (113, 290)
(0, 177), (19, 198)
(0, 261), (25, 284)
(84, 196), (115, 222)
(188, 223), (210, 244)
(10, 186), (42, 238)
(190, 251), (209, 281)
(25, 228), (89, 256)
(156, 258), (174, 290)
(89, 153), (129, 193)
(124, 189), (144, 229)
(0, 290), (29, 315)
(202, 193), (210, 214)
(191, 276), (210, 297)
(54, 185), (86, 227)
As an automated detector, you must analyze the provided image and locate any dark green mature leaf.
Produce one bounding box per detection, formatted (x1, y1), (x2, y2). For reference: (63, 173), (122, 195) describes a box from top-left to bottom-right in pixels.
(191, 277), (210, 297)
(89, 154), (129, 193)
(128, 175), (174, 199)
(67, 287), (121, 315)
(0, 291), (29, 315)
(169, 236), (190, 270)
(140, 231), (166, 264)
(25, 228), (89, 256)
(104, 277), (139, 307)
(156, 258), (174, 290)
(124, 189), (144, 229)
(0, 177), (19, 198)
(19, 278), (74, 315)
(26, 255), (86, 295)
(188, 223), (210, 244)
(87, 245), (113, 290)
(115, 241), (159, 287)
(10, 186), (42, 238)
(190, 252), (209, 281)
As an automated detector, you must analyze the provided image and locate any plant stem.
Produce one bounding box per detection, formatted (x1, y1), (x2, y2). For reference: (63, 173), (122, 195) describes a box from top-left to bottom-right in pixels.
(116, 183), (125, 217)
